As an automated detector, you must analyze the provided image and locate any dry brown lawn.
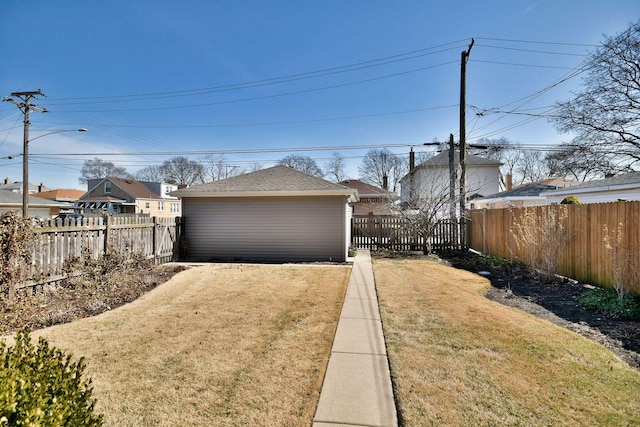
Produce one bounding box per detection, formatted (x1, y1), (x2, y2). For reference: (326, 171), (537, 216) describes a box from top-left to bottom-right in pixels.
(27, 263), (351, 427)
(374, 258), (640, 426)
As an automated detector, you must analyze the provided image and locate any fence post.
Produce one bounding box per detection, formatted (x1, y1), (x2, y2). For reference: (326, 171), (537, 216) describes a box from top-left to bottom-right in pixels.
(152, 216), (158, 262)
(103, 215), (111, 255)
(482, 208), (487, 254)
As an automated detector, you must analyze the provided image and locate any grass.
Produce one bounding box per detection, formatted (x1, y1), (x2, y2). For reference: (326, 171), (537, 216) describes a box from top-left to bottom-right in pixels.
(373, 258), (640, 426)
(18, 263), (351, 427)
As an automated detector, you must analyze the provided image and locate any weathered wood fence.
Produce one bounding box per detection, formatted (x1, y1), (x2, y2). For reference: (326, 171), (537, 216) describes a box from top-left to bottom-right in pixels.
(351, 216), (468, 251)
(468, 201), (640, 289)
(24, 215), (181, 290)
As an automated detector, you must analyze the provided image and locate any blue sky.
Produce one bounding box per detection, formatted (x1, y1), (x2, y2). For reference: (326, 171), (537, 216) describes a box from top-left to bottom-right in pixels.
(1, 1), (639, 190)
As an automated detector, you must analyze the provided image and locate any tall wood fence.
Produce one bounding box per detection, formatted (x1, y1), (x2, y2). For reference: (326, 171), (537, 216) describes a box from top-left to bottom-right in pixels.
(468, 201), (640, 289)
(351, 216), (468, 251)
(24, 215), (181, 290)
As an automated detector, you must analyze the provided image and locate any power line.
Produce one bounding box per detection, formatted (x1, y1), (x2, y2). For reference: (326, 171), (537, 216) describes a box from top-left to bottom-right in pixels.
(46, 61), (458, 114)
(45, 40), (470, 103)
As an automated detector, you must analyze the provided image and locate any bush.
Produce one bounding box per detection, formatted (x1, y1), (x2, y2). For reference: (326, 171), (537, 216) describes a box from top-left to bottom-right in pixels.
(0, 328), (103, 426)
(578, 287), (640, 320)
(560, 195), (582, 205)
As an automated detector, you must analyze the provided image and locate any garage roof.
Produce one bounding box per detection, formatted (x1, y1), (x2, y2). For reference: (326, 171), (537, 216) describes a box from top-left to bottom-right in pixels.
(172, 166), (358, 200)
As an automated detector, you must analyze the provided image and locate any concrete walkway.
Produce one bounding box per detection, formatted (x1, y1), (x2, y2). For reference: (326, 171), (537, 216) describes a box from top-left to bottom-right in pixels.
(313, 250), (398, 427)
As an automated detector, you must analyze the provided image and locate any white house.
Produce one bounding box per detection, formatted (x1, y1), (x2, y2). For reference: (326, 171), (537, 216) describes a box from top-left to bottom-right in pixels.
(400, 150), (502, 209)
(542, 171), (640, 204)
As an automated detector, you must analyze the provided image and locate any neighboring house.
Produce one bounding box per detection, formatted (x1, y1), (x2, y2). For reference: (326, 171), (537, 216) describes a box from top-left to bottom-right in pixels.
(35, 189), (86, 203)
(77, 177), (181, 218)
(473, 178), (580, 209)
(338, 179), (395, 216)
(0, 190), (68, 218)
(542, 171), (640, 204)
(400, 150), (502, 208)
(172, 166), (358, 262)
(0, 178), (39, 194)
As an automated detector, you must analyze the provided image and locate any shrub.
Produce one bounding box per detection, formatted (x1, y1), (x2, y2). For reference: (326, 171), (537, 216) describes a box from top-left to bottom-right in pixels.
(560, 195), (582, 205)
(0, 328), (103, 426)
(0, 212), (36, 300)
(578, 287), (640, 320)
(512, 206), (570, 283)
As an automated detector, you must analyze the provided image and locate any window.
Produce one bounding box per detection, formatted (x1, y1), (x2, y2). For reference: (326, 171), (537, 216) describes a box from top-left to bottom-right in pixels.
(171, 203), (180, 213)
(145, 202), (150, 209)
(104, 182), (111, 194)
(158, 201), (164, 211)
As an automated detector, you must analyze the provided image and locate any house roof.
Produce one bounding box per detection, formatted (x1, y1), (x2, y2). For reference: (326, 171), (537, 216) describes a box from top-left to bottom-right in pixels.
(481, 183), (558, 199)
(418, 150), (503, 168)
(479, 178), (580, 200)
(0, 190), (68, 207)
(541, 171), (640, 196)
(173, 166), (358, 200)
(35, 189), (86, 201)
(0, 181), (38, 193)
(338, 179), (392, 198)
(82, 177), (161, 200)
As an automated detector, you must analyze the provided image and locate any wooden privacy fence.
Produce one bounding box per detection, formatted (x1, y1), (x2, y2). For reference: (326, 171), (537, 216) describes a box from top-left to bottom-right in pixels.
(351, 216), (468, 251)
(25, 215), (181, 289)
(468, 201), (640, 289)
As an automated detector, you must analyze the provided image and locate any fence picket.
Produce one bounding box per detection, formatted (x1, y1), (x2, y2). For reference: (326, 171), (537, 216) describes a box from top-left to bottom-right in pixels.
(16, 216), (181, 293)
(351, 216), (468, 252)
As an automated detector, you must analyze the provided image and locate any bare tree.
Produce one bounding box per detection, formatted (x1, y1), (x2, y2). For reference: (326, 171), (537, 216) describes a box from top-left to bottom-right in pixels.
(200, 154), (244, 182)
(79, 158), (132, 185)
(544, 145), (619, 181)
(135, 165), (164, 182)
(552, 20), (640, 168)
(160, 156), (204, 186)
(324, 152), (347, 182)
(358, 148), (407, 192)
(516, 151), (549, 183)
(278, 155), (324, 177)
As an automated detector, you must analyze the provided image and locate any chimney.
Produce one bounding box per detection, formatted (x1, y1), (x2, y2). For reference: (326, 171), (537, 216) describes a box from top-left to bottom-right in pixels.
(4, 177), (10, 185)
(605, 172), (615, 179)
(382, 175), (388, 190)
(505, 174), (513, 191)
(38, 182), (45, 193)
(409, 148), (415, 171)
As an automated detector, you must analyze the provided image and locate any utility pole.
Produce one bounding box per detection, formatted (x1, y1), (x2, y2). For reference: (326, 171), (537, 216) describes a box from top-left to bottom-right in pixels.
(3, 90), (47, 217)
(459, 38), (474, 219)
(448, 133), (455, 220)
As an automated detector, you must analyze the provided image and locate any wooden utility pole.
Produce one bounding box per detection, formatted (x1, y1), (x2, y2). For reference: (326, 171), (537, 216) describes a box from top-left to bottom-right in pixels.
(459, 39), (474, 219)
(3, 90), (47, 217)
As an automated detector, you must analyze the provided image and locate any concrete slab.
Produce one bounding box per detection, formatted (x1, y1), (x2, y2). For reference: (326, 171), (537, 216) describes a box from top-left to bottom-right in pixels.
(339, 297), (380, 320)
(332, 318), (386, 355)
(314, 353), (396, 427)
(344, 283), (378, 300)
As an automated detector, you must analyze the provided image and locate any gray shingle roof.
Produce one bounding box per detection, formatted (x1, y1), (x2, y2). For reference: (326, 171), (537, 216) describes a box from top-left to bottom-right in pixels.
(0, 190), (68, 207)
(543, 171), (640, 193)
(481, 183), (557, 199)
(172, 166), (357, 198)
(418, 150), (503, 168)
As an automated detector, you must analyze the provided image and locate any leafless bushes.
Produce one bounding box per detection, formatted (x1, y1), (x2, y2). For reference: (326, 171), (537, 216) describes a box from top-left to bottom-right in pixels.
(0, 212), (36, 300)
(603, 223), (640, 300)
(512, 206), (570, 283)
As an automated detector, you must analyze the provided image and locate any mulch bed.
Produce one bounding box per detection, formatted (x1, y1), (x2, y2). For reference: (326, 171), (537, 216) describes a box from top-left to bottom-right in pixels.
(438, 251), (640, 370)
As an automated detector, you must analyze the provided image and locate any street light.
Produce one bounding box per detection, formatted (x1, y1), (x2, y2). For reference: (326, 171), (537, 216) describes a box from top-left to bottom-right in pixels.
(20, 128), (88, 217)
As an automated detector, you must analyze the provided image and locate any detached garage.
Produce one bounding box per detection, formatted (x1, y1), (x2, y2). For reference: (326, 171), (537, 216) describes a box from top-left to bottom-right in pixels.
(172, 166), (358, 262)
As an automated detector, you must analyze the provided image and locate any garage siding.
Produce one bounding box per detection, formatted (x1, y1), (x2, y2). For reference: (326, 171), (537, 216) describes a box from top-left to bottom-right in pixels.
(183, 196), (347, 262)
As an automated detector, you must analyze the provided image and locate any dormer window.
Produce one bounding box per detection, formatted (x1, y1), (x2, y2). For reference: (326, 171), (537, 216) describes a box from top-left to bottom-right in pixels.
(104, 181), (112, 194)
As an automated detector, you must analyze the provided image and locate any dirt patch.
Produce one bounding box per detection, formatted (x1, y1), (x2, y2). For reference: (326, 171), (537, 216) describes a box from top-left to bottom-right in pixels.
(373, 250), (640, 370)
